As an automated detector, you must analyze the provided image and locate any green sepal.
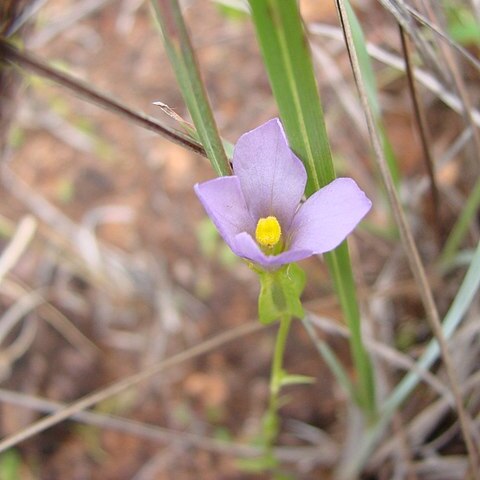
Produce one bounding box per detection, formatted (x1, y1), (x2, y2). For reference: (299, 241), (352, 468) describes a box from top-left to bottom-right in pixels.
(258, 263), (306, 325)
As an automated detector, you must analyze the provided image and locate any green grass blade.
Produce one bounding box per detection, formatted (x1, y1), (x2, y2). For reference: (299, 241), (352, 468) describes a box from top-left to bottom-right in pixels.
(151, 0), (231, 176)
(249, 0), (376, 417)
(303, 316), (357, 403)
(386, 239), (480, 413)
(248, 0), (334, 195)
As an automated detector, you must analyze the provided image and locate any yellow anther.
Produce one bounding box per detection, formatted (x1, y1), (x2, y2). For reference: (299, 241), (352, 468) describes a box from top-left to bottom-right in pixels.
(255, 216), (282, 248)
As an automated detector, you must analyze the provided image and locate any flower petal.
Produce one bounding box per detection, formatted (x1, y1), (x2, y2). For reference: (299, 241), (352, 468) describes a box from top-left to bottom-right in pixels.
(233, 118), (307, 230)
(195, 177), (256, 251)
(233, 232), (312, 269)
(289, 178), (372, 254)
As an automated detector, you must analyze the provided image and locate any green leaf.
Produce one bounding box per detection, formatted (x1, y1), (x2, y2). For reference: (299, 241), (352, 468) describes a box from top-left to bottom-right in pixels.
(279, 373), (315, 387)
(258, 264), (305, 325)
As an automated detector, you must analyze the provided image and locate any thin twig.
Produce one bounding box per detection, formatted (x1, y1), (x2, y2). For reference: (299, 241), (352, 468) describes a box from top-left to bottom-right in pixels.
(334, 1), (480, 477)
(0, 39), (206, 157)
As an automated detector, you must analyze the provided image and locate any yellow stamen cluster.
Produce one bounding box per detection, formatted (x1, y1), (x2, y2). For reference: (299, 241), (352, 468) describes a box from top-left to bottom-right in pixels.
(255, 216), (282, 248)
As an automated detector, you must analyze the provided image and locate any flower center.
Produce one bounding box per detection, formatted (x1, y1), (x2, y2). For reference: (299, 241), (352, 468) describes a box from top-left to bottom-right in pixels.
(255, 216), (282, 248)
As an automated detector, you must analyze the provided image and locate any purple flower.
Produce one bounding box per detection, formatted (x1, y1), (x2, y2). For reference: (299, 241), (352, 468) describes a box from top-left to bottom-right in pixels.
(195, 118), (372, 269)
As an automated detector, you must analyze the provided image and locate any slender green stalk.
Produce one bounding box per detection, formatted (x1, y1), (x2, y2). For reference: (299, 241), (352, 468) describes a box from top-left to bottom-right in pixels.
(262, 315), (292, 454)
(249, 0), (376, 418)
(151, 0), (231, 176)
(269, 316), (292, 398)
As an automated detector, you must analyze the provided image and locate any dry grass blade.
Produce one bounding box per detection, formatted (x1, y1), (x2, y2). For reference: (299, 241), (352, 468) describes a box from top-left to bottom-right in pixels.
(2, 0), (48, 36)
(2, 278), (99, 356)
(411, 2), (480, 167)
(405, 3), (480, 73)
(0, 321), (265, 453)
(309, 23), (480, 127)
(399, 25), (440, 240)
(0, 39), (206, 156)
(0, 215), (37, 285)
(0, 388), (338, 465)
(0, 290), (43, 344)
(376, 0), (447, 81)
(335, 1), (480, 477)
(371, 371), (480, 468)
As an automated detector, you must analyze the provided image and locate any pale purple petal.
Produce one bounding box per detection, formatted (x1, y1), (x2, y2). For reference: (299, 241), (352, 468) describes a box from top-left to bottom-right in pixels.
(233, 118), (307, 230)
(289, 178), (372, 254)
(195, 177), (256, 251)
(233, 232), (312, 269)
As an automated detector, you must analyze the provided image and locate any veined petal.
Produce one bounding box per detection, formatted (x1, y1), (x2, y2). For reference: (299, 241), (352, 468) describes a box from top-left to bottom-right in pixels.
(195, 177), (256, 251)
(289, 178), (372, 254)
(233, 232), (312, 269)
(233, 118), (307, 230)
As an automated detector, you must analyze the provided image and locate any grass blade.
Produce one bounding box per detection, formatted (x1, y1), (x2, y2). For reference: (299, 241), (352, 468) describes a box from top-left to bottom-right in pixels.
(151, 0), (231, 176)
(399, 24), (440, 237)
(303, 316), (357, 403)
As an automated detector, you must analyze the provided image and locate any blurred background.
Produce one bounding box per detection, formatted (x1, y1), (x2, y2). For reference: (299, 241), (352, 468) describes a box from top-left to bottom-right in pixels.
(0, 0), (479, 478)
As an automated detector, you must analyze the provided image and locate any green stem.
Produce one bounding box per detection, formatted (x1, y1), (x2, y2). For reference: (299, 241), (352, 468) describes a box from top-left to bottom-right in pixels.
(270, 316), (292, 397)
(262, 316), (292, 453)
